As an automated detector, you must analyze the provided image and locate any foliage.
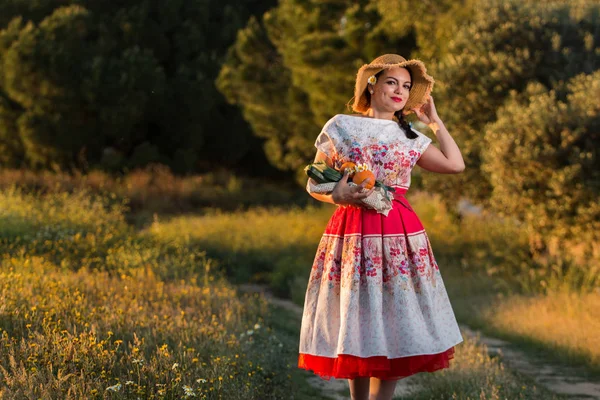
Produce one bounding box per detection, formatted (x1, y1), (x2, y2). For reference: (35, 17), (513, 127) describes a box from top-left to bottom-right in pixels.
(0, 166), (306, 220)
(423, 0), (600, 206)
(217, 15), (317, 184)
(0, 0), (277, 173)
(217, 0), (417, 183)
(0, 188), (293, 399)
(374, 0), (476, 60)
(482, 70), (600, 266)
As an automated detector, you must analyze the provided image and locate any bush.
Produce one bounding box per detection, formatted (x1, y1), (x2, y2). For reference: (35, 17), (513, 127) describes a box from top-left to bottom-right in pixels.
(482, 70), (600, 273)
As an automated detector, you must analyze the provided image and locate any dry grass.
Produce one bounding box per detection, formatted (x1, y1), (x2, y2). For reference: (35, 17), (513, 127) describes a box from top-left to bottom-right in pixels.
(150, 190), (600, 375)
(481, 291), (600, 370)
(0, 258), (280, 399)
(147, 205), (334, 301)
(0, 189), (294, 399)
(0, 174), (597, 397)
(0, 166), (304, 219)
(397, 333), (563, 400)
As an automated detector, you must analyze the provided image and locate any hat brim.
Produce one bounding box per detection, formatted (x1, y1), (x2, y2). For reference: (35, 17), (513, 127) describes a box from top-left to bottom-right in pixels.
(351, 59), (434, 114)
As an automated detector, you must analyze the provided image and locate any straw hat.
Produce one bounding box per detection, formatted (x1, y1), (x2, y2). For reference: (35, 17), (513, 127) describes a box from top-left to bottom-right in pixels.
(351, 54), (435, 114)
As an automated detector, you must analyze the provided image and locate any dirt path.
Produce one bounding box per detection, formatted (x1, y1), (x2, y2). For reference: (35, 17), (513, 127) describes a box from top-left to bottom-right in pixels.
(238, 284), (600, 400)
(460, 326), (600, 400)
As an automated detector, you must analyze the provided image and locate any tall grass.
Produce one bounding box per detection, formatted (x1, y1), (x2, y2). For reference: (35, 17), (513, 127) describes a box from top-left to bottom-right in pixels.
(2, 177), (598, 397)
(150, 191), (600, 375)
(147, 205), (334, 302)
(411, 192), (600, 375)
(0, 189), (294, 399)
(397, 333), (563, 400)
(0, 166), (306, 220)
(410, 191), (600, 295)
(480, 292), (600, 374)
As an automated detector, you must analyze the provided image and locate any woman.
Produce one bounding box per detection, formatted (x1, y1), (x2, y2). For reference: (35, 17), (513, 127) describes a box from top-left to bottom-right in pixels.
(298, 54), (465, 400)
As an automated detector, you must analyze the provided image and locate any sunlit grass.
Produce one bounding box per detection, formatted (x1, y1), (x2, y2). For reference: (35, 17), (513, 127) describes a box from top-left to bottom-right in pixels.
(410, 191), (600, 374)
(0, 186), (127, 239)
(0, 189), (294, 399)
(0, 258), (291, 399)
(147, 205), (334, 302)
(150, 190), (600, 375)
(481, 291), (600, 373)
(1, 183), (597, 398)
(398, 333), (564, 400)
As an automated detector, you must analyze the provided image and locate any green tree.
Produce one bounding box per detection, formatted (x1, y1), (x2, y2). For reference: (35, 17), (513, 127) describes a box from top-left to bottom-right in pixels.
(218, 0), (418, 180)
(481, 71), (600, 266)
(217, 15), (318, 183)
(374, 0), (476, 61)
(422, 0), (599, 207)
(0, 0), (277, 172)
(1, 6), (165, 168)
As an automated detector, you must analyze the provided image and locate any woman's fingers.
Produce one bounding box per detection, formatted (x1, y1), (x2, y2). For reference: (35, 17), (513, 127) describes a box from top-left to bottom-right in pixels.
(353, 179), (375, 199)
(338, 170), (350, 186)
(332, 170), (351, 204)
(340, 178), (377, 205)
(352, 178), (370, 192)
(360, 178), (372, 190)
(361, 185), (376, 198)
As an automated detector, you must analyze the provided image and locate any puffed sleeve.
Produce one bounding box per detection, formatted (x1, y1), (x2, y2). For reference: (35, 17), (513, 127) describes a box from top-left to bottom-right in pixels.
(313, 115), (340, 160)
(411, 128), (432, 162)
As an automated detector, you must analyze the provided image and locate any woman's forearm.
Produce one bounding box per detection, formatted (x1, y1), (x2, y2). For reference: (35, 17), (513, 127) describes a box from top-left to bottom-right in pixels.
(428, 118), (465, 170)
(309, 191), (337, 205)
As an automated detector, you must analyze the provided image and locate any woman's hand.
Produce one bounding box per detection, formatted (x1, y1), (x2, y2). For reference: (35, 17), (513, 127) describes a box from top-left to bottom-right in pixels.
(331, 170), (375, 206)
(412, 95), (440, 125)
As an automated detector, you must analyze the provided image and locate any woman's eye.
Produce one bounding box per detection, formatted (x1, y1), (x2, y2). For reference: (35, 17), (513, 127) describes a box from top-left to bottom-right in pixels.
(404, 85), (411, 90)
(387, 81), (396, 85)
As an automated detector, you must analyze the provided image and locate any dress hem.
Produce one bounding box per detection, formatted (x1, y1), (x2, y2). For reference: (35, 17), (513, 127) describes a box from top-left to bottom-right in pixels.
(298, 345), (457, 381)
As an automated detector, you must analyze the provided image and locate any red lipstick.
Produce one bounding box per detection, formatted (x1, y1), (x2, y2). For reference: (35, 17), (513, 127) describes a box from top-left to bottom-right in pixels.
(392, 97), (403, 103)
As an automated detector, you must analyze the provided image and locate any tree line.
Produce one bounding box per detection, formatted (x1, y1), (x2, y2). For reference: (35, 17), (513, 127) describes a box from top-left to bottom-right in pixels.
(0, 0), (277, 174)
(0, 0), (598, 265)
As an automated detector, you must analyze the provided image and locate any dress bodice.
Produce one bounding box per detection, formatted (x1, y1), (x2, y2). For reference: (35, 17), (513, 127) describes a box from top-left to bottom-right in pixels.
(314, 114), (432, 189)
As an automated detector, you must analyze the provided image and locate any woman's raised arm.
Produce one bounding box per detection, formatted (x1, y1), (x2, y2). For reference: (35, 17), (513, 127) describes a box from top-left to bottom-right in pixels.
(413, 96), (465, 174)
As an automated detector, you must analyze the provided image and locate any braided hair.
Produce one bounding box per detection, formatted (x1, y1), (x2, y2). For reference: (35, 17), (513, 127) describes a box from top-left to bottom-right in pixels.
(394, 110), (418, 139)
(366, 69), (418, 140)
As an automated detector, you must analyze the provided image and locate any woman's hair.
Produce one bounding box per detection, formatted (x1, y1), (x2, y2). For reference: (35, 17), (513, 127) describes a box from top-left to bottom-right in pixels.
(365, 68), (418, 140)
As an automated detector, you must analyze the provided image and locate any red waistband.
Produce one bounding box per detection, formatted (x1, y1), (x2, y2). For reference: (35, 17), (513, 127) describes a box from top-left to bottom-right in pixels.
(388, 186), (413, 212)
(389, 186), (408, 197)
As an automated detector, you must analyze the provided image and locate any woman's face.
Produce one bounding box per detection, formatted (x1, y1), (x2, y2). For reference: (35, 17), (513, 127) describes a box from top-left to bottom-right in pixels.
(368, 67), (412, 113)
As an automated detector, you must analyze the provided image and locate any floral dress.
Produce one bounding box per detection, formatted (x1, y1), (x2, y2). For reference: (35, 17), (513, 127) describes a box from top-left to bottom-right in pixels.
(298, 114), (463, 381)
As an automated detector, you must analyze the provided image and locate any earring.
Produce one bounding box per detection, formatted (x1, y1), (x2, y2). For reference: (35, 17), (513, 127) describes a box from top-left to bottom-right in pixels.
(369, 90), (374, 94)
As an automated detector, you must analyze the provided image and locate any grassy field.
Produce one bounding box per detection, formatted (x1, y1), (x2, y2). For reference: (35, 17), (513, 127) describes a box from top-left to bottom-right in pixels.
(0, 188), (298, 399)
(0, 181), (596, 398)
(395, 334), (564, 400)
(149, 191), (600, 378)
(146, 205), (331, 303)
(0, 167), (307, 226)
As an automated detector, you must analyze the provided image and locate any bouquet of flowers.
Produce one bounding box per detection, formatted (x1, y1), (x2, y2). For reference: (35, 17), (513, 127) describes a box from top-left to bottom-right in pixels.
(304, 161), (396, 216)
